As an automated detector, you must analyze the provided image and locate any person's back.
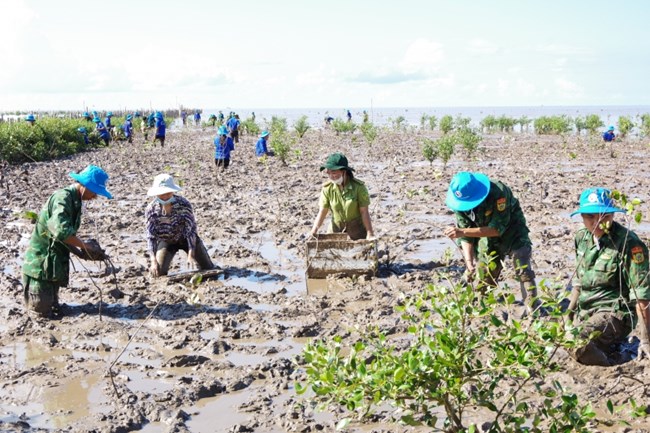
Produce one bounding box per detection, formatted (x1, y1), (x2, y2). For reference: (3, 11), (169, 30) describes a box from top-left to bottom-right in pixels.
(603, 126), (616, 142)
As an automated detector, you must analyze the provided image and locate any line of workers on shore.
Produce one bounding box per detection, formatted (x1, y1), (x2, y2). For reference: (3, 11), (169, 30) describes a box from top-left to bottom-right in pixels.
(20, 152), (650, 367)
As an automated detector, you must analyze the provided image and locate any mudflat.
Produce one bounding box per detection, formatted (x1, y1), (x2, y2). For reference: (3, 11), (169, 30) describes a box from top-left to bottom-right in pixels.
(1, 126), (649, 432)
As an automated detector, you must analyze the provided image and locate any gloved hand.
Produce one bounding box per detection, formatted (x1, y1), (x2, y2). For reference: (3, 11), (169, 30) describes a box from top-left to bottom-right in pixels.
(72, 239), (107, 261)
(637, 340), (650, 361)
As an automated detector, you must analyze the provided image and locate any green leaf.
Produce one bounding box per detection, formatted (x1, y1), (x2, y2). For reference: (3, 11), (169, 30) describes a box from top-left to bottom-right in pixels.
(22, 210), (38, 222)
(635, 212), (643, 224)
(607, 399), (614, 414)
(393, 367), (405, 381)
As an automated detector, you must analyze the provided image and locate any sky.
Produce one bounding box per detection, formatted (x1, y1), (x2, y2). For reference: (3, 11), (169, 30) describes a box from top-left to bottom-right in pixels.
(1, 0), (649, 111)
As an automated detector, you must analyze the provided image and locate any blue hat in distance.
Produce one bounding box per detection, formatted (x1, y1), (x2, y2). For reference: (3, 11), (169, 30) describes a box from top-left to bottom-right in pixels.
(261, 130), (270, 138)
(93, 117), (101, 123)
(446, 172), (491, 212)
(77, 127), (87, 133)
(126, 114), (132, 120)
(571, 187), (624, 217)
(154, 112), (163, 119)
(25, 114), (35, 122)
(218, 126), (228, 135)
(608, 125), (615, 131)
(107, 112), (113, 117)
(92, 110), (98, 116)
(69, 165), (113, 199)
(83, 112), (89, 117)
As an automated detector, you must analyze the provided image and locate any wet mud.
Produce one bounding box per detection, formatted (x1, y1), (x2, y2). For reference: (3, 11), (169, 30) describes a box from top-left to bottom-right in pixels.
(1, 126), (650, 432)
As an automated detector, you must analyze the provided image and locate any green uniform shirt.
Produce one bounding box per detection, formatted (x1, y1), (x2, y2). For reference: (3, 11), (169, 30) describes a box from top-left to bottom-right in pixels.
(575, 221), (650, 323)
(455, 180), (531, 255)
(22, 185), (82, 285)
(319, 178), (370, 225)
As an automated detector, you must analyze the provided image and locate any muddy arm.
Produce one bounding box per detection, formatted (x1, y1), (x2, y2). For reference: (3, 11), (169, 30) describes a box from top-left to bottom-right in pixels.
(567, 283), (580, 321)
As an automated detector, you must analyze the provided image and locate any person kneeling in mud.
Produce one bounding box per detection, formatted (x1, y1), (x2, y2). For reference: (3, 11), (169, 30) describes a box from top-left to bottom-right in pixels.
(309, 153), (375, 241)
(145, 173), (214, 277)
(443, 172), (539, 312)
(568, 187), (650, 366)
(22, 165), (112, 318)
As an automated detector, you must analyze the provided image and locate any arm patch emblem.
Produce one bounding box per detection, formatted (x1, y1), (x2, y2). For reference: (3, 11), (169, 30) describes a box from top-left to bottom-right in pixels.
(631, 245), (645, 264)
(497, 197), (506, 212)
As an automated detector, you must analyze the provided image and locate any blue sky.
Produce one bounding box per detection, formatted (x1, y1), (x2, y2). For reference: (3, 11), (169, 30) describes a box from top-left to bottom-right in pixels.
(1, 0), (648, 111)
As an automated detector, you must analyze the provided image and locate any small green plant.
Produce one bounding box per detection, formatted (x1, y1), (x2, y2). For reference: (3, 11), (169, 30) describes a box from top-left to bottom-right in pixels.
(428, 115), (438, 131)
(421, 138), (438, 166)
(332, 118), (357, 135)
(496, 115), (516, 133)
(574, 116), (587, 135)
(241, 118), (260, 136)
(641, 113), (650, 137)
(534, 115), (572, 135)
(439, 115), (454, 134)
(517, 115), (532, 133)
(293, 115), (311, 139)
(359, 121), (378, 144)
(390, 116), (406, 131)
(270, 116), (288, 135)
(456, 127), (482, 159)
(270, 130), (295, 165)
(584, 114), (604, 135)
(420, 113), (429, 129)
(481, 115), (498, 133)
(617, 116), (634, 138)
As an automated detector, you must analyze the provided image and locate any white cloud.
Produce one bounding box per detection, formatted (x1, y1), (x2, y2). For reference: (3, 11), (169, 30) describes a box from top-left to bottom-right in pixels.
(400, 38), (445, 73)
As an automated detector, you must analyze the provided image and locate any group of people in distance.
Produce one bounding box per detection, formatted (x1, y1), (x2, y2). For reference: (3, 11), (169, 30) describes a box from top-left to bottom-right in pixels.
(20, 132), (650, 367)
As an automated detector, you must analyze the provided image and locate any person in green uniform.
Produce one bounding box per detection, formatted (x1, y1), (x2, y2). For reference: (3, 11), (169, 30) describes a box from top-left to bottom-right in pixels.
(443, 171), (538, 307)
(21, 165), (113, 318)
(309, 153), (375, 241)
(568, 187), (650, 365)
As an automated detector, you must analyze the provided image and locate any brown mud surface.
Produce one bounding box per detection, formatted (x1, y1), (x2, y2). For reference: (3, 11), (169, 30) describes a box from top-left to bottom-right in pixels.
(1, 126), (649, 432)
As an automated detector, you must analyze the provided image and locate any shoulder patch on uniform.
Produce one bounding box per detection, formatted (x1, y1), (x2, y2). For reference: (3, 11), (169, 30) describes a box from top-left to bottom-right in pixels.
(631, 245), (645, 264)
(485, 209), (493, 216)
(496, 197), (506, 212)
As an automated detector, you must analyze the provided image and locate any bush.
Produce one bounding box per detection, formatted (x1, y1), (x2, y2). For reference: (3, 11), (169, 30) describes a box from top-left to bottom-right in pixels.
(270, 116), (288, 135)
(618, 116), (634, 138)
(0, 117), (101, 164)
(332, 118), (357, 135)
(359, 122), (378, 144)
(534, 115), (572, 135)
(293, 115), (310, 139)
(480, 115), (498, 133)
(496, 115), (516, 133)
(428, 115), (438, 131)
(298, 281), (596, 432)
(641, 114), (650, 137)
(241, 118), (260, 136)
(584, 114), (604, 135)
(439, 115), (454, 134)
(270, 130), (295, 165)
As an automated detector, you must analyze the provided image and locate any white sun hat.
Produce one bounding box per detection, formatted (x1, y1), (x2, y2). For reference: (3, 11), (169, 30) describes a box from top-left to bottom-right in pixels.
(147, 173), (182, 196)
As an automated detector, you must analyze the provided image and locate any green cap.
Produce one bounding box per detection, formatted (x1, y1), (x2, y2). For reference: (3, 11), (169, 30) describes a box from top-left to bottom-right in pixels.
(319, 152), (354, 171)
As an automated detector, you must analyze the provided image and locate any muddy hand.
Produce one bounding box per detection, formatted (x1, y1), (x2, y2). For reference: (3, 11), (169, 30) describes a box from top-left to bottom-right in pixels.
(443, 226), (462, 239)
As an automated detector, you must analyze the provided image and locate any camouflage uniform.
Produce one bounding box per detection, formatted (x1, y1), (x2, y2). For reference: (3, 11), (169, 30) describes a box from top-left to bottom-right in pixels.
(22, 185), (82, 315)
(454, 180), (535, 286)
(573, 221), (650, 365)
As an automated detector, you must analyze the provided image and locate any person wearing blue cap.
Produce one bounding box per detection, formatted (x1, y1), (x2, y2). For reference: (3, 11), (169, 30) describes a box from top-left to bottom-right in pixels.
(226, 113), (240, 144)
(105, 112), (114, 137)
(21, 165), (112, 318)
(123, 114), (133, 144)
(77, 127), (89, 145)
(194, 110), (201, 126)
(153, 112), (166, 147)
(93, 117), (111, 145)
(443, 171), (538, 308)
(25, 114), (36, 126)
(602, 125), (616, 142)
(214, 126), (235, 170)
(83, 112), (92, 122)
(255, 130), (272, 158)
(567, 187), (650, 365)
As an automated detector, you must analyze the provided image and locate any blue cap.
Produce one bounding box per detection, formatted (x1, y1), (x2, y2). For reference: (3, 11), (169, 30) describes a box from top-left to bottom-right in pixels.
(608, 125), (615, 131)
(107, 112), (113, 117)
(218, 126), (228, 135)
(83, 112), (89, 117)
(77, 127), (87, 133)
(126, 114), (132, 120)
(93, 117), (101, 123)
(446, 172), (491, 212)
(25, 114), (35, 121)
(260, 130), (270, 138)
(69, 165), (113, 199)
(154, 111), (163, 119)
(92, 111), (98, 116)
(571, 187), (624, 216)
